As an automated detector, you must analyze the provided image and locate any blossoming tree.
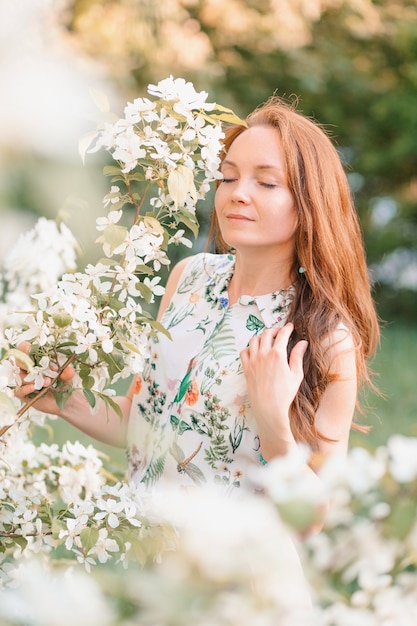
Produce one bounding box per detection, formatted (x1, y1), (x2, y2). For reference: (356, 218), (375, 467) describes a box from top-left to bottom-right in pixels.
(1, 77), (417, 626)
(0, 75), (243, 434)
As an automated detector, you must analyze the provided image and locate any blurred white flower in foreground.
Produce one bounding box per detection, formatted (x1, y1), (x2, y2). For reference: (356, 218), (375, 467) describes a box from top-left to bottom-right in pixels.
(0, 0), (111, 159)
(0, 559), (114, 626)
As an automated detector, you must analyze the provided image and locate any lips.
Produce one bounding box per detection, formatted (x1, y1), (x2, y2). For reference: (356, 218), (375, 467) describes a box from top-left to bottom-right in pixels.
(226, 213), (254, 221)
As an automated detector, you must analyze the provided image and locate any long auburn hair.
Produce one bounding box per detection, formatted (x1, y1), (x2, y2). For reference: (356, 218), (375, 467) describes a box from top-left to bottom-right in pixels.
(208, 96), (380, 449)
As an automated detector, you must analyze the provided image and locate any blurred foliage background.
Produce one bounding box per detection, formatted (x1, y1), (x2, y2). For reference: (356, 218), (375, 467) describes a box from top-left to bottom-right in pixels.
(2, 0), (417, 456)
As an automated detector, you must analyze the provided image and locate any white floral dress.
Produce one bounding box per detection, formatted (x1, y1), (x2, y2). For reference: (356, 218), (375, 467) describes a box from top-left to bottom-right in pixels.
(127, 252), (294, 492)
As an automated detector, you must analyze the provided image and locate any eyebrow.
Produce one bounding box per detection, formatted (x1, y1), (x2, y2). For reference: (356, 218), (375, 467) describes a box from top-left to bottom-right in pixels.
(221, 159), (284, 174)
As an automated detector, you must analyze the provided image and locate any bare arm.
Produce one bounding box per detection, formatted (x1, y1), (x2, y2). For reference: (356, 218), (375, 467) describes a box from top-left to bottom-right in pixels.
(15, 364), (133, 448)
(240, 323), (357, 535)
(15, 255), (194, 447)
(156, 255), (192, 321)
(313, 326), (357, 459)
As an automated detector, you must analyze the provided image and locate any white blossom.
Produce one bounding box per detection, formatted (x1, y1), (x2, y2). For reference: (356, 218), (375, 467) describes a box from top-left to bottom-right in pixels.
(387, 434), (417, 482)
(168, 229), (193, 248)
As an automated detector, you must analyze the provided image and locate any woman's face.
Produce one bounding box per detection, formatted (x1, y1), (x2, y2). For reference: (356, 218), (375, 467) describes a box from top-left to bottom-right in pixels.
(215, 125), (297, 257)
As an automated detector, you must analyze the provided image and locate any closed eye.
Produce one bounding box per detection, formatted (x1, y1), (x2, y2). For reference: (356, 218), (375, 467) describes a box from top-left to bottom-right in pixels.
(259, 182), (277, 189)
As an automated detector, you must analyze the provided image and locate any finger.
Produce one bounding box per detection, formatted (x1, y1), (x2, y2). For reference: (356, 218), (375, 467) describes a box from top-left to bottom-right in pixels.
(271, 322), (294, 347)
(246, 334), (261, 357)
(17, 341), (31, 354)
(240, 346), (249, 369)
(59, 365), (75, 383)
(288, 340), (308, 375)
(14, 382), (36, 399)
(257, 327), (279, 350)
(22, 374), (54, 388)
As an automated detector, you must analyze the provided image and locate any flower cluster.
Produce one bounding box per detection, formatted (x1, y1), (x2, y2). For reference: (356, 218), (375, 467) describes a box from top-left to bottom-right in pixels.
(2, 426), (417, 624)
(0, 76), (244, 429)
(263, 438), (417, 625)
(0, 218), (78, 332)
(0, 410), (176, 588)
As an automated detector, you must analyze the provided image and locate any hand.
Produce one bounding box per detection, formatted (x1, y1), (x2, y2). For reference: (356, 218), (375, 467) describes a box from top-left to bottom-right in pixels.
(14, 342), (75, 416)
(240, 322), (308, 457)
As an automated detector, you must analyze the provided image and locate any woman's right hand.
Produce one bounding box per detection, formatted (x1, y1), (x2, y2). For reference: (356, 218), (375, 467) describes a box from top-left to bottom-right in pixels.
(14, 342), (76, 416)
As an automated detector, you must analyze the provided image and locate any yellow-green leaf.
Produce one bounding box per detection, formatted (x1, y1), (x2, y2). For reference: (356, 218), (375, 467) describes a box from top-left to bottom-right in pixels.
(149, 319), (172, 339)
(52, 313), (72, 328)
(210, 103), (248, 126)
(5, 349), (34, 371)
(143, 216), (164, 236)
(167, 164), (197, 208)
(102, 224), (127, 254)
(80, 527), (99, 553)
(177, 211), (199, 239)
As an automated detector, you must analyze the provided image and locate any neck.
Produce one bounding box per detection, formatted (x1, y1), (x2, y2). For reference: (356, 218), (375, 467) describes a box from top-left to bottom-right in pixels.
(227, 249), (294, 305)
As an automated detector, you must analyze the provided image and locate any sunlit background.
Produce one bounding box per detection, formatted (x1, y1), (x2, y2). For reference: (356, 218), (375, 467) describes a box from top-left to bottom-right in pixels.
(1, 0), (417, 449)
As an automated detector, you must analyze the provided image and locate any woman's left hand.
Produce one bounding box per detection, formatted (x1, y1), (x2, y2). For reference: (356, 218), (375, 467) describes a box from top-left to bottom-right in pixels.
(240, 322), (308, 459)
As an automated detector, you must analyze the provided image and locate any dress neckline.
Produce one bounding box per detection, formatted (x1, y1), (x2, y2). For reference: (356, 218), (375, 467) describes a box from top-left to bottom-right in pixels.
(204, 253), (295, 327)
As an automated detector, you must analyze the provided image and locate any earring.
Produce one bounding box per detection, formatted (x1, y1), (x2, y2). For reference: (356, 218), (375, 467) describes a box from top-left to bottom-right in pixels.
(298, 266), (306, 274)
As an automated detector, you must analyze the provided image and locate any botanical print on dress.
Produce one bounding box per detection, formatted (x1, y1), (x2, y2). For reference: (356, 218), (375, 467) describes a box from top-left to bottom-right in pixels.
(127, 253), (294, 492)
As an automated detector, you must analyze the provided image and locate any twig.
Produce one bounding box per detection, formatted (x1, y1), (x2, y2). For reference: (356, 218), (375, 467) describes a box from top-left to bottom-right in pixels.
(0, 353), (76, 438)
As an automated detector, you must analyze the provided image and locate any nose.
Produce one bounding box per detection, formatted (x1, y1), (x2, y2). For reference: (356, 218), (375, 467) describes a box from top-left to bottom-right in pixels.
(231, 178), (251, 203)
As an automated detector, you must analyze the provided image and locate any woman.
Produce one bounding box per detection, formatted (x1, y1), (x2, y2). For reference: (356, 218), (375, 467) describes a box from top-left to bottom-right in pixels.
(16, 96), (379, 492)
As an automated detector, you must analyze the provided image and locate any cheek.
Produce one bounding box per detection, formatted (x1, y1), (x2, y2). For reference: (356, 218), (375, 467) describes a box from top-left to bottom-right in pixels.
(214, 184), (224, 208)
(214, 186), (227, 220)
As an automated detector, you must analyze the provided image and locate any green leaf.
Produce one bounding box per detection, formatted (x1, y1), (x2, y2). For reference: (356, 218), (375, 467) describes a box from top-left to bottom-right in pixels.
(174, 369), (193, 403)
(135, 282), (153, 303)
(133, 263), (154, 275)
(83, 388), (97, 408)
(98, 349), (124, 379)
(12, 536), (28, 552)
(52, 313), (72, 328)
(102, 223), (127, 254)
(53, 385), (74, 411)
(170, 414), (192, 434)
(81, 373), (96, 391)
(176, 211), (199, 239)
(80, 526), (99, 553)
(143, 215), (164, 236)
(51, 518), (67, 538)
(149, 319), (171, 339)
(103, 165), (124, 177)
(100, 394), (124, 420)
(119, 340), (147, 355)
(125, 171), (146, 183)
(246, 314), (265, 334)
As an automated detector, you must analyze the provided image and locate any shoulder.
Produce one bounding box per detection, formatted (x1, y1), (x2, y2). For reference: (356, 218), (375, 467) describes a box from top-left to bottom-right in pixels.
(157, 253), (233, 320)
(156, 255), (193, 321)
(322, 322), (357, 379)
